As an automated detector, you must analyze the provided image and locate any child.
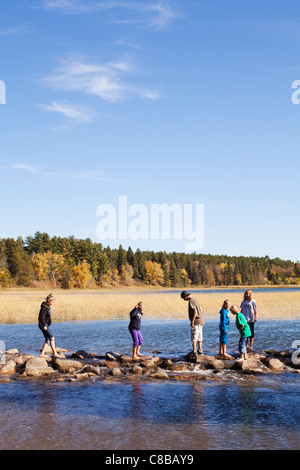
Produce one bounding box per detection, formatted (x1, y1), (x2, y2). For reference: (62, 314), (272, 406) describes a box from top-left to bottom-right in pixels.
(128, 302), (144, 359)
(38, 293), (62, 359)
(240, 289), (258, 350)
(219, 299), (231, 358)
(230, 304), (251, 361)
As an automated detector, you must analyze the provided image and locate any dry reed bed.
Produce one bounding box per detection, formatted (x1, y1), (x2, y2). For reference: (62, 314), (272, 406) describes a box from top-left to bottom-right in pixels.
(0, 288), (299, 324)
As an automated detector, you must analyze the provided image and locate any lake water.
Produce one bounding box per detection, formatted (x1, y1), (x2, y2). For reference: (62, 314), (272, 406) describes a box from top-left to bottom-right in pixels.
(0, 318), (299, 451)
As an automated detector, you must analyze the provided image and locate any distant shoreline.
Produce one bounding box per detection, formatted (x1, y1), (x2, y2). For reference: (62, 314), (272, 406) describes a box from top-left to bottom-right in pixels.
(1, 283), (300, 294)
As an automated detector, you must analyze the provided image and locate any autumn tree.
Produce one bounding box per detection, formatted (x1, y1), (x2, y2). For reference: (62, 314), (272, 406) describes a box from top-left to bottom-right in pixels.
(145, 260), (165, 286)
(70, 260), (93, 289)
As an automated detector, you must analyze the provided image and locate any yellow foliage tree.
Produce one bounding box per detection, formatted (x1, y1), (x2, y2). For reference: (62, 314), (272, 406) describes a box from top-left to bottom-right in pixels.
(32, 253), (49, 280)
(120, 263), (134, 286)
(145, 260), (165, 286)
(180, 268), (191, 287)
(32, 251), (67, 285)
(70, 260), (93, 289)
(99, 270), (113, 287)
(0, 268), (13, 287)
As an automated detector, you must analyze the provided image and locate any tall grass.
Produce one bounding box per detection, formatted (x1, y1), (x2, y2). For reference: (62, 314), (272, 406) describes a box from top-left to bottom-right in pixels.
(0, 288), (299, 324)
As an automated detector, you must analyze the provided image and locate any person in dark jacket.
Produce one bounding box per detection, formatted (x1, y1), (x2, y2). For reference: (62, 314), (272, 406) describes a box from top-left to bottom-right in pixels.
(38, 293), (60, 359)
(128, 302), (144, 359)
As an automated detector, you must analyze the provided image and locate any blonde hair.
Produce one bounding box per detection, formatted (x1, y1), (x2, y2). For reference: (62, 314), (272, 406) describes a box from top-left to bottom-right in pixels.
(244, 289), (252, 301)
(222, 299), (230, 309)
(230, 305), (239, 314)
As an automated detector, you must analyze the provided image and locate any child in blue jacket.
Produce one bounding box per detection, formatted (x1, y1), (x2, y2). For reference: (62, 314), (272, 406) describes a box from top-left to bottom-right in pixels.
(219, 299), (231, 358)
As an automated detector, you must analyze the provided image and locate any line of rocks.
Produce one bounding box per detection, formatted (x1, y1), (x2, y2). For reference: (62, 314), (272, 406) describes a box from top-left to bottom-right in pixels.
(0, 347), (299, 383)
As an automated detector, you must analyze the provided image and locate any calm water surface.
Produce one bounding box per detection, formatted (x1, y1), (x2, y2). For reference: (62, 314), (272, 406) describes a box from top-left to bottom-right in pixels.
(0, 319), (299, 450)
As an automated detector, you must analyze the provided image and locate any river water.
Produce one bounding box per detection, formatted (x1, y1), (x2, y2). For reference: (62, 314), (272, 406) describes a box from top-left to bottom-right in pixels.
(0, 317), (299, 451)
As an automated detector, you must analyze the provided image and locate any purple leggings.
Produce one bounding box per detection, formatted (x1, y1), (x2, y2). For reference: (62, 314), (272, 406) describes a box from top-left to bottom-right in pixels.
(129, 328), (143, 347)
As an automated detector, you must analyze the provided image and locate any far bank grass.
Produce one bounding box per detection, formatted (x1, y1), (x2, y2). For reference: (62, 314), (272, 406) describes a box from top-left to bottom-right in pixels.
(0, 287), (299, 324)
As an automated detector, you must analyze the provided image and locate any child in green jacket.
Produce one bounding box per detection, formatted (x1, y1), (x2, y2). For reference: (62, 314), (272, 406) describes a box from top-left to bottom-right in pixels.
(230, 305), (251, 360)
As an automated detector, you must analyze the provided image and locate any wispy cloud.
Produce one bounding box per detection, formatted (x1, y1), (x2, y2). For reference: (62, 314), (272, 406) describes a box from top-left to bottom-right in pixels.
(40, 57), (160, 102)
(0, 164), (123, 182)
(38, 101), (95, 122)
(40, 1), (181, 30)
(0, 23), (34, 37)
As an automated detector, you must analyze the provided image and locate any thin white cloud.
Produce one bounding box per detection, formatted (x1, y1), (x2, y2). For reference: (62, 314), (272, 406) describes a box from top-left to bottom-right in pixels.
(0, 23), (34, 37)
(40, 58), (160, 102)
(0, 163), (124, 182)
(40, 1), (181, 30)
(38, 101), (95, 122)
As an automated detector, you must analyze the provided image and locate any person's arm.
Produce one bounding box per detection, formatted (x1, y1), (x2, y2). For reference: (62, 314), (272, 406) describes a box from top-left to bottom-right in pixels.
(191, 308), (197, 327)
(39, 306), (48, 330)
(220, 310), (226, 330)
(253, 301), (258, 322)
(236, 314), (245, 332)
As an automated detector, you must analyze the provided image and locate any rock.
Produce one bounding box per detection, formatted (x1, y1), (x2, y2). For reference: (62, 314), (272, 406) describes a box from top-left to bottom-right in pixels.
(151, 356), (161, 364)
(75, 372), (92, 379)
(167, 363), (188, 372)
(71, 350), (91, 359)
(110, 367), (123, 376)
(131, 365), (143, 375)
(81, 365), (102, 376)
(231, 358), (263, 372)
(207, 359), (225, 370)
(140, 359), (158, 370)
(51, 358), (84, 374)
(160, 358), (173, 368)
(151, 370), (169, 379)
(106, 352), (122, 361)
(23, 357), (55, 377)
(246, 350), (267, 361)
(264, 357), (284, 372)
(5, 348), (19, 355)
(0, 359), (17, 374)
(13, 354), (34, 366)
(264, 349), (292, 358)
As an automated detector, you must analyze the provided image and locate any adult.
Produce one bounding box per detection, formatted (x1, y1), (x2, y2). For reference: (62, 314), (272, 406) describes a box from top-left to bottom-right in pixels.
(181, 291), (205, 354)
(128, 302), (145, 359)
(240, 289), (258, 350)
(38, 293), (61, 359)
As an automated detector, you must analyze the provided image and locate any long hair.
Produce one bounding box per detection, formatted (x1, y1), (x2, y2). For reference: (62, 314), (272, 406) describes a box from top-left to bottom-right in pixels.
(222, 299), (230, 309)
(243, 289), (252, 301)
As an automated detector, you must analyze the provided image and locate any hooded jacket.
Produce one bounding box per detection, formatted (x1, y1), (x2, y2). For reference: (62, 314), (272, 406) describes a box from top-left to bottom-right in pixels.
(38, 302), (52, 329)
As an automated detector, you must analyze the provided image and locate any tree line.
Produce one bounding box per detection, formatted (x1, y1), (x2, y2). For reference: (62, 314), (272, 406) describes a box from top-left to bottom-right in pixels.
(0, 232), (299, 289)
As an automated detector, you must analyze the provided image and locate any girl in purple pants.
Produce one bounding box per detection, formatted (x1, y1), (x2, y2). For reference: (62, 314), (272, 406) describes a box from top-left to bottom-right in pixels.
(128, 302), (144, 359)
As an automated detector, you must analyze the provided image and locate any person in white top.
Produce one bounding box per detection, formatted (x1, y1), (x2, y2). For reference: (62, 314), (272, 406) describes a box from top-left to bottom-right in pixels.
(240, 289), (257, 350)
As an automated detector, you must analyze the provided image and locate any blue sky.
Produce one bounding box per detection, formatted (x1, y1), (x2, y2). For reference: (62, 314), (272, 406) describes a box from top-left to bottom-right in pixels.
(0, 0), (299, 261)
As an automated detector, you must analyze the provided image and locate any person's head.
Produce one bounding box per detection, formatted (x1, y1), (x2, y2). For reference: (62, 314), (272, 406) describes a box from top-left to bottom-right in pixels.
(136, 301), (144, 313)
(244, 289), (252, 301)
(222, 299), (230, 310)
(230, 305), (239, 315)
(46, 293), (55, 305)
(181, 291), (191, 301)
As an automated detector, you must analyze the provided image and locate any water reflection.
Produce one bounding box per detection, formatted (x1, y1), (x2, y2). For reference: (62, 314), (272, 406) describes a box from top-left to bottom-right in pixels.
(0, 377), (299, 450)
(0, 318), (299, 450)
